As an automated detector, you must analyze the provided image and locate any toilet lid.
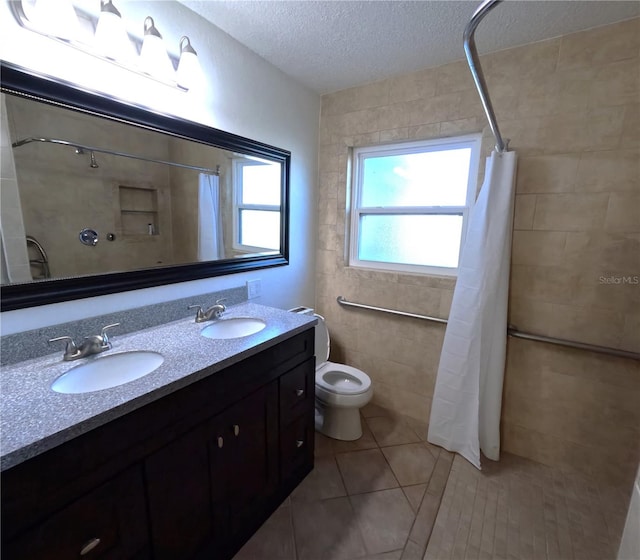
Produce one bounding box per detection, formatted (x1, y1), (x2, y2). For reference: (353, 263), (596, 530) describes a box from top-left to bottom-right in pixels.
(314, 314), (330, 365)
(316, 364), (370, 395)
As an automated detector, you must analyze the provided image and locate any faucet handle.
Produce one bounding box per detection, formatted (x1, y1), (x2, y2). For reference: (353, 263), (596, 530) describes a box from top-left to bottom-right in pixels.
(100, 323), (120, 346)
(215, 298), (227, 310)
(188, 304), (206, 322)
(48, 336), (79, 359)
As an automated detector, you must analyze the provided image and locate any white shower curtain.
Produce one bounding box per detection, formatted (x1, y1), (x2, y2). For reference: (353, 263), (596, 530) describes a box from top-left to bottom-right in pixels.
(197, 173), (224, 261)
(428, 150), (518, 469)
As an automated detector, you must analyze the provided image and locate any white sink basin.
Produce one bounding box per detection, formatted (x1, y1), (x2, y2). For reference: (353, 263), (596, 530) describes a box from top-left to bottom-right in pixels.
(51, 351), (164, 394)
(201, 317), (266, 339)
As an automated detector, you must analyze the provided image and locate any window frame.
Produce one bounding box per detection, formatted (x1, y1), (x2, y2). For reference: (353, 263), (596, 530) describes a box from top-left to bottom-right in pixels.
(232, 158), (282, 253)
(348, 134), (482, 276)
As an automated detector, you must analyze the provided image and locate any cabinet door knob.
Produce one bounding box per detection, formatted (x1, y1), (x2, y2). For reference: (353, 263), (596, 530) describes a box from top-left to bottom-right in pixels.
(233, 424), (240, 436)
(80, 537), (101, 555)
(218, 436), (224, 448)
(295, 440), (304, 448)
(295, 389), (304, 397)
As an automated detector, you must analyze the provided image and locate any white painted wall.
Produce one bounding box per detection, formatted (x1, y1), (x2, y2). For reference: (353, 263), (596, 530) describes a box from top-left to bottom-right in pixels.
(0, 1), (319, 334)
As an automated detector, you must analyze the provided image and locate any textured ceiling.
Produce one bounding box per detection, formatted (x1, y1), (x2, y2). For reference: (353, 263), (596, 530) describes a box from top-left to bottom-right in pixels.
(178, 0), (640, 94)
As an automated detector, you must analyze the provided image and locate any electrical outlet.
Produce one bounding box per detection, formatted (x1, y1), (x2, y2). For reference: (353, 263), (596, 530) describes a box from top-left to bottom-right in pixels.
(247, 279), (262, 299)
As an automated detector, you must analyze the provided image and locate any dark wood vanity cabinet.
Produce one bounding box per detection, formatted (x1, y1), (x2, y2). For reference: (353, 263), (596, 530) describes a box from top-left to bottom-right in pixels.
(1, 328), (315, 560)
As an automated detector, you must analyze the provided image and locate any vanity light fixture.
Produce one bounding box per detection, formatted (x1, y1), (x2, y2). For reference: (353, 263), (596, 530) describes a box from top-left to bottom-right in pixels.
(176, 36), (202, 90)
(139, 16), (175, 82)
(9, 1), (200, 92)
(93, 0), (135, 64)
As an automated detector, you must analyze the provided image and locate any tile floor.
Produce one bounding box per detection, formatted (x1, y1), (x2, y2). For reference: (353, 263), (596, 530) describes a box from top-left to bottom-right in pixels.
(233, 406), (630, 560)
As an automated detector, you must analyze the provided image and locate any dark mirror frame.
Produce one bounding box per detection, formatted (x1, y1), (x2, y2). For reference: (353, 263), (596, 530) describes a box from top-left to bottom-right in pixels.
(0, 62), (290, 312)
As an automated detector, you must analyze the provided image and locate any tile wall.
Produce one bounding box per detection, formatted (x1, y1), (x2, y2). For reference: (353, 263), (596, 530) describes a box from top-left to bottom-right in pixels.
(5, 94), (173, 277)
(316, 19), (640, 489)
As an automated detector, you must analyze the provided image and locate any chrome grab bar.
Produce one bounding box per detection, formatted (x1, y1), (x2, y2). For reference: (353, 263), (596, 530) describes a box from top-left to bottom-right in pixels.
(336, 296), (640, 361)
(463, 0), (507, 153)
(26, 235), (50, 279)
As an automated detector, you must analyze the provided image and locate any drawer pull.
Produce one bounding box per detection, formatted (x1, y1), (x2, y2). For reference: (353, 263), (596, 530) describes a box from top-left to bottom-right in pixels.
(218, 436), (224, 448)
(295, 440), (304, 448)
(80, 537), (101, 555)
(233, 424), (240, 436)
(295, 389), (304, 397)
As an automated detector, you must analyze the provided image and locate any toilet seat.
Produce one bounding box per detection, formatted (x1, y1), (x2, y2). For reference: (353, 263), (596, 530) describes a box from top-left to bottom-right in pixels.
(316, 362), (370, 395)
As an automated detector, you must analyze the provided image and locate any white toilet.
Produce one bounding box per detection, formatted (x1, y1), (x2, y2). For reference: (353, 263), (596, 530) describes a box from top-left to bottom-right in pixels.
(313, 314), (373, 441)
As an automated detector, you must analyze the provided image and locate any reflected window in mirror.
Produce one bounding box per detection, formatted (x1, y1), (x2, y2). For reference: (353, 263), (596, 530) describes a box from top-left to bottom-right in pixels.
(232, 158), (282, 253)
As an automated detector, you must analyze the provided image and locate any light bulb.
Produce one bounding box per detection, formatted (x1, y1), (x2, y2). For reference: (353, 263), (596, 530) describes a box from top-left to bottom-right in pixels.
(139, 16), (175, 82)
(176, 36), (203, 90)
(31, 0), (81, 41)
(94, 0), (135, 64)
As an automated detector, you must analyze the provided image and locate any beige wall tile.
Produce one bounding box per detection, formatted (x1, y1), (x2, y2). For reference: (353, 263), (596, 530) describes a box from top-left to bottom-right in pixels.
(513, 194), (536, 230)
(589, 58), (640, 109)
(456, 89), (487, 121)
(379, 128), (409, 143)
(621, 103), (640, 147)
(511, 230), (567, 266)
(563, 231), (640, 270)
(557, 18), (640, 71)
(509, 264), (578, 304)
(621, 313), (640, 352)
(576, 149), (640, 193)
(434, 60), (475, 96)
(516, 154), (579, 194)
(322, 80), (390, 117)
(376, 102), (415, 130)
(408, 94), (461, 126)
(439, 117), (481, 137)
(605, 193), (640, 232)
(485, 38), (561, 82)
(407, 123), (441, 140)
(388, 67), (437, 104)
(532, 193), (609, 231)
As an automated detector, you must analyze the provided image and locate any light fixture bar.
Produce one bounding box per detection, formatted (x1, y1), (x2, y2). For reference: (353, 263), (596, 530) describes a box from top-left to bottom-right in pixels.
(8, 0), (193, 92)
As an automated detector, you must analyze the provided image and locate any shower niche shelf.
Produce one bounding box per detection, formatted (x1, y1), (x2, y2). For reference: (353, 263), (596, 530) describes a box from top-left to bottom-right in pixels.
(117, 185), (159, 237)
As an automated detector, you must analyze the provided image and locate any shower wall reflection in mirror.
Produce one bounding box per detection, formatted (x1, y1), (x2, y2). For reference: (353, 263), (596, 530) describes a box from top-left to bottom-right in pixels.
(0, 93), (282, 285)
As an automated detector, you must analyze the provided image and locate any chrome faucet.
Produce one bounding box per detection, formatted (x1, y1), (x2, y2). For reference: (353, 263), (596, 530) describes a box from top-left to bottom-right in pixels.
(189, 299), (227, 323)
(49, 323), (120, 361)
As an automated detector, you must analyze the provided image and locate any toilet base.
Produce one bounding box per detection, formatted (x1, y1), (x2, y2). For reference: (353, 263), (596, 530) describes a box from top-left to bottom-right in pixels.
(315, 402), (363, 441)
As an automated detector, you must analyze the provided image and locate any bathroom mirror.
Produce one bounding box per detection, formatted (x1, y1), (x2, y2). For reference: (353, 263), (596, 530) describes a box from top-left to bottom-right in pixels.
(0, 62), (290, 311)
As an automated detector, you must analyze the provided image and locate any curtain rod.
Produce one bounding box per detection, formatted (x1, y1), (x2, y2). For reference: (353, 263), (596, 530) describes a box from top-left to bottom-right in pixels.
(336, 296), (640, 361)
(11, 136), (220, 175)
(463, 0), (508, 153)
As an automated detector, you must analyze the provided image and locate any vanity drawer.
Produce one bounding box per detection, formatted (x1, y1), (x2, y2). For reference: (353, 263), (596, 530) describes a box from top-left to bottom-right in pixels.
(280, 408), (314, 482)
(279, 358), (315, 426)
(3, 466), (149, 559)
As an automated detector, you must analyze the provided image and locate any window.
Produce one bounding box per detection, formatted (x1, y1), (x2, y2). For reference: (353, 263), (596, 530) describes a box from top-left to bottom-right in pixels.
(232, 158), (282, 252)
(349, 134), (481, 275)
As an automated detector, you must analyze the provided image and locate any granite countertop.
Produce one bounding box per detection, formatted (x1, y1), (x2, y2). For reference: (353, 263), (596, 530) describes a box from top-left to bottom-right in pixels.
(0, 303), (316, 472)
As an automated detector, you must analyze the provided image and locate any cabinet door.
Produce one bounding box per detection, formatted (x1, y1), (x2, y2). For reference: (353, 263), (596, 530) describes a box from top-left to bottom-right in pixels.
(3, 466), (148, 560)
(209, 382), (279, 538)
(281, 407), (315, 482)
(145, 423), (213, 560)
